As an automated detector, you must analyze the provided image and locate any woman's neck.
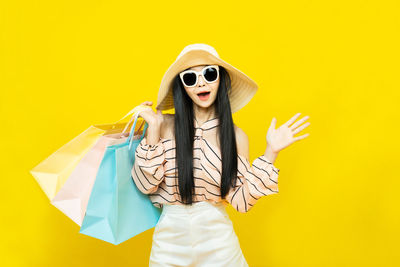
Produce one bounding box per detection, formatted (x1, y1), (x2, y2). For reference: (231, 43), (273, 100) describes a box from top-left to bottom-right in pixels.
(193, 104), (217, 125)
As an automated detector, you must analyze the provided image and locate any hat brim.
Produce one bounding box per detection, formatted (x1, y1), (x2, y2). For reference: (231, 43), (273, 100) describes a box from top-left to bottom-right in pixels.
(156, 49), (258, 114)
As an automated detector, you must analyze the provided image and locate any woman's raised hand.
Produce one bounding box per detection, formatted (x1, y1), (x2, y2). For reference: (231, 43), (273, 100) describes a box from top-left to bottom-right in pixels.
(266, 113), (310, 154)
(137, 101), (164, 145)
(138, 101), (164, 129)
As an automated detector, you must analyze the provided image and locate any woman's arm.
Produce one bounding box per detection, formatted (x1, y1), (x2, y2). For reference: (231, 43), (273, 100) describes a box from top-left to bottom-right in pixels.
(225, 126), (280, 213)
(263, 145), (279, 164)
(131, 102), (166, 194)
(226, 113), (311, 213)
(131, 134), (166, 195)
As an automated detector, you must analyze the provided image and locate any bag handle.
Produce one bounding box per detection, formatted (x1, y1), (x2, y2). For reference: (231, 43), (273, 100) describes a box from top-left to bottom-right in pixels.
(128, 111), (148, 150)
(120, 110), (145, 137)
(112, 104), (151, 129)
(118, 104), (151, 136)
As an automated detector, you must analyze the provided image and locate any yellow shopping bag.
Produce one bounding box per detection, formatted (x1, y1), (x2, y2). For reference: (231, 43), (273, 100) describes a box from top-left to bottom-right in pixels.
(30, 105), (150, 200)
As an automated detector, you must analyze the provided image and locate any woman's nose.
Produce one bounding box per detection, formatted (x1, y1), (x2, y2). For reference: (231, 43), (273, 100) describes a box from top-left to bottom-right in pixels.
(198, 75), (206, 86)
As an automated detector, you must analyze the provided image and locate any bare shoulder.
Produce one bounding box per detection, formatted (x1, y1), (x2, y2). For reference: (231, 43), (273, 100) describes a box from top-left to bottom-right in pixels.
(161, 113), (175, 139)
(234, 124), (250, 160)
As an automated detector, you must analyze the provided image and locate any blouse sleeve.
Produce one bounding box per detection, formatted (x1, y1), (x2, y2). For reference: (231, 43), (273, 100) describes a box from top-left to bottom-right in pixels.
(225, 154), (280, 213)
(131, 136), (166, 194)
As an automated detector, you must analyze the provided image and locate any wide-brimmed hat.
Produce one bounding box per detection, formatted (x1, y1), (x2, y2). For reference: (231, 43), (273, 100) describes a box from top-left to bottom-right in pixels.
(156, 43), (258, 113)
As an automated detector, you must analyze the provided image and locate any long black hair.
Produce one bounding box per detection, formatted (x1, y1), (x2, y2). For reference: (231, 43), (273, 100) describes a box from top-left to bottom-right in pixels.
(172, 65), (238, 205)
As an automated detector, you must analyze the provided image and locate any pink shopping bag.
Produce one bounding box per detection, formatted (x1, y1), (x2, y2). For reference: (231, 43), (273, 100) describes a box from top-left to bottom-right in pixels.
(50, 109), (145, 226)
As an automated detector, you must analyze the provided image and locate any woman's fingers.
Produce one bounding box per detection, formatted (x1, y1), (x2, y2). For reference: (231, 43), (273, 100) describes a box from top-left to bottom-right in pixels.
(292, 122), (310, 135)
(138, 109), (156, 125)
(137, 102), (154, 120)
(294, 133), (310, 142)
(290, 115), (310, 131)
(138, 101), (154, 119)
(140, 101), (153, 106)
(137, 102), (163, 127)
(269, 117), (277, 131)
(284, 113), (302, 127)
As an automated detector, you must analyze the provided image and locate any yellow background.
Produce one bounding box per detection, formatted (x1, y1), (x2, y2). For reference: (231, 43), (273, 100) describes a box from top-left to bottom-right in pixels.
(1, 0), (399, 266)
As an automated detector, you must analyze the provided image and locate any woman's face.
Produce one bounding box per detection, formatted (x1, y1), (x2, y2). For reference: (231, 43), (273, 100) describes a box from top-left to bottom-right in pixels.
(181, 64), (220, 109)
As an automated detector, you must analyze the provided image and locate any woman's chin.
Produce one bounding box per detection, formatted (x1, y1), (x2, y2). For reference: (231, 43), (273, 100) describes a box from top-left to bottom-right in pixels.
(193, 100), (214, 109)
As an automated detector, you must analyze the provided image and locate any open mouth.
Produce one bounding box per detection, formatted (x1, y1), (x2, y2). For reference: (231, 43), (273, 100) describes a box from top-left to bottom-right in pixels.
(197, 91), (210, 97)
(197, 91), (210, 101)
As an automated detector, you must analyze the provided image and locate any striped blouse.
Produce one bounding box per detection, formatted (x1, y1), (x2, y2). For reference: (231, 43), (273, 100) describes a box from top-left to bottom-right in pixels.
(131, 117), (280, 213)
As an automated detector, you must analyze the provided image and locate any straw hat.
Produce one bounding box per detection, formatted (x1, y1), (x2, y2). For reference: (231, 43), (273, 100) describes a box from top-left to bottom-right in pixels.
(155, 43), (258, 113)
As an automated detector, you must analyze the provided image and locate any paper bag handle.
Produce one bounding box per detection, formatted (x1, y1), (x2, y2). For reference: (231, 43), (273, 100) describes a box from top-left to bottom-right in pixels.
(114, 105), (151, 125)
(127, 111), (148, 150)
(120, 111), (145, 137)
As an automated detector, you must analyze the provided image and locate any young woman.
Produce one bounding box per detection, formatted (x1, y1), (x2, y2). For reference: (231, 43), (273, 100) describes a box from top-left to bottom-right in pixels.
(132, 43), (310, 266)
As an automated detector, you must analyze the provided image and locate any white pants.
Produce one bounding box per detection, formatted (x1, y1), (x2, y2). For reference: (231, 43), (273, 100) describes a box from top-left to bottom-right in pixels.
(149, 201), (249, 267)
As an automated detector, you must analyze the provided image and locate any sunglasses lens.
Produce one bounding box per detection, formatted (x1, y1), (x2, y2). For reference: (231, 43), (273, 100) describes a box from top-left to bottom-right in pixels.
(204, 67), (218, 82)
(182, 72), (197, 86)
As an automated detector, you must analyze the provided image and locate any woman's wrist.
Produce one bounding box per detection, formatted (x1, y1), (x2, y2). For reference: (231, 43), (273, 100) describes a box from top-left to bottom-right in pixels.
(263, 146), (279, 164)
(146, 123), (161, 146)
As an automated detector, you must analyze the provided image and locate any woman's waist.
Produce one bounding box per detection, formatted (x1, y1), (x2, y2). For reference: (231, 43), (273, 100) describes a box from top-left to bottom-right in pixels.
(162, 200), (227, 214)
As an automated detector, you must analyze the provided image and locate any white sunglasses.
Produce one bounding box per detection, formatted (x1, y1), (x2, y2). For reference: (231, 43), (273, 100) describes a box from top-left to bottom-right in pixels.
(179, 65), (220, 87)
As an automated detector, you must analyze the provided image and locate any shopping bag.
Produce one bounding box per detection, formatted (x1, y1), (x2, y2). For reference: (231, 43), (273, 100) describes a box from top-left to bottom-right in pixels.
(30, 105), (148, 200)
(50, 117), (145, 226)
(79, 111), (162, 245)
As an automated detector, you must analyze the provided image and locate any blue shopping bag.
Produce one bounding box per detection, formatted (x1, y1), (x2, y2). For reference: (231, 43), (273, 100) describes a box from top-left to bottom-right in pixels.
(79, 112), (161, 245)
